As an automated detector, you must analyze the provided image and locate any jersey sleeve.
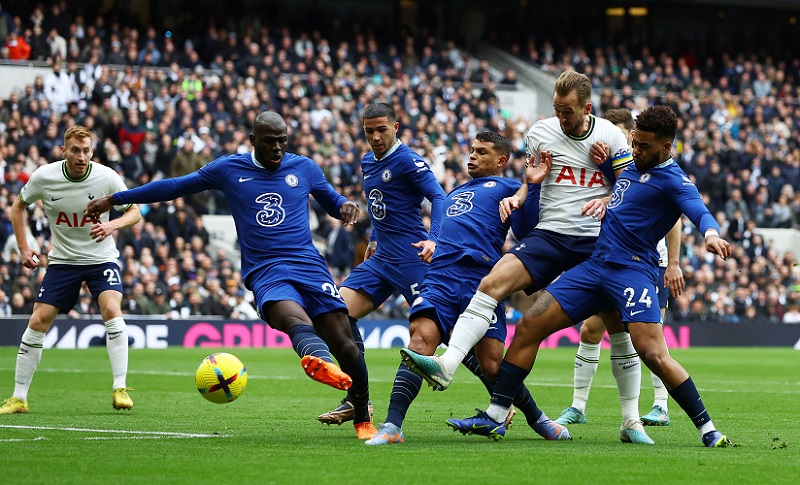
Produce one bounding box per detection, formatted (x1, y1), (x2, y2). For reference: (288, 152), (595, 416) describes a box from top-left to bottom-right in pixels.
(113, 171), (216, 205)
(307, 157), (347, 216)
(509, 182), (540, 238)
(668, 173), (719, 235)
(18, 170), (44, 205)
(606, 126), (634, 174)
(108, 170), (134, 212)
(525, 122), (543, 167)
(405, 157), (446, 242)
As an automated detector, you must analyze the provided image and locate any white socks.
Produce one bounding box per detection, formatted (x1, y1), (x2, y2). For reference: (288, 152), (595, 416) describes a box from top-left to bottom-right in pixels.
(651, 371), (668, 410)
(609, 332), (641, 423)
(105, 317), (129, 389)
(441, 291), (498, 377)
(570, 342), (600, 413)
(14, 328), (46, 402)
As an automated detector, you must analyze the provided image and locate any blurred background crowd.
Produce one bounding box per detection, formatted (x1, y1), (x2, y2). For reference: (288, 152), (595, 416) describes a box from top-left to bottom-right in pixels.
(0, 0), (798, 324)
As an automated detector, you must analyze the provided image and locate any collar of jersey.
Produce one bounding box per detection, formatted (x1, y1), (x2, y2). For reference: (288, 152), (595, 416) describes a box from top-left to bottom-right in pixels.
(654, 158), (674, 169)
(565, 115), (595, 141)
(62, 160), (92, 182)
(373, 140), (402, 161)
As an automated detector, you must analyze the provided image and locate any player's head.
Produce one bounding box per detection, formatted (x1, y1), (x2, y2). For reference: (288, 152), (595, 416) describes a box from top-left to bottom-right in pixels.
(631, 105), (678, 171)
(62, 125), (93, 179)
(553, 70), (592, 137)
(362, 103), (399, 159)
(250, 111), (288, 171)
(469, 132), (510, 178)
(603, 108), (634, 144)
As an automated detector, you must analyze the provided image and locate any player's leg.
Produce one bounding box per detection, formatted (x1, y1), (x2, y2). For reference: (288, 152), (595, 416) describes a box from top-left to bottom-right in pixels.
(642, 305), (671, 426)
(366, 315), (440, 445)
(556, 314), (604, 425)
(628, 321), (730, 447)
(404, 253), (533, 388)
(602, 310), (652, 444)
(466, 337), (570, 440)
(313, 309), (376, 439)
(0, 302), (58, 414)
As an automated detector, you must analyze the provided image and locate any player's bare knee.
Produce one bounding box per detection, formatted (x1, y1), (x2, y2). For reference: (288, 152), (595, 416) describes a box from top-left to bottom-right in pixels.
(579, 318), (605, 344)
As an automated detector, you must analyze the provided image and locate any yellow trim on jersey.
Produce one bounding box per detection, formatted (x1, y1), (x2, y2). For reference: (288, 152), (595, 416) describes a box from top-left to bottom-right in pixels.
(610, 153), (634, 171)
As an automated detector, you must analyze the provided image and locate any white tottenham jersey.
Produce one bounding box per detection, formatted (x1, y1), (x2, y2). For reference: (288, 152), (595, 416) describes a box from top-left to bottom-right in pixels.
(657, 238), (668, 268)
(526, 115), (633, 237)
(20, 161), (131, 265)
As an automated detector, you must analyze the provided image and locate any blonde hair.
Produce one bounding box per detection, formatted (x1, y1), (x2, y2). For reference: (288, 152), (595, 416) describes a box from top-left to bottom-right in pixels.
(64, 125), (92, 145)
(554, 70), (592, 105)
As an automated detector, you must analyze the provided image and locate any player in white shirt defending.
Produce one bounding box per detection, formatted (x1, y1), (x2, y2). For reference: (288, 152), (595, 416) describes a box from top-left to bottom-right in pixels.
(0, 125), (141, 414)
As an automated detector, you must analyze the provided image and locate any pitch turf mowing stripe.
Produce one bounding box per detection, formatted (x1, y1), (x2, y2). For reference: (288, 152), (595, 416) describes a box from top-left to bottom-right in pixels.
(0, 424), (227, 438)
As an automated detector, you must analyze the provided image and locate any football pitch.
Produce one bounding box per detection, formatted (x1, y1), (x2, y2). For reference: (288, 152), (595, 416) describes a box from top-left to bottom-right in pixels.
(0, 346), (797, 484)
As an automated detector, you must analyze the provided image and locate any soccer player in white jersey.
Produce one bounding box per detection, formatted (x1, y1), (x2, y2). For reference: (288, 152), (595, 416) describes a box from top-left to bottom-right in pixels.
(403, 70), (655, 443)
(555, 108), (683, 428)
(0, 125), (141, 414)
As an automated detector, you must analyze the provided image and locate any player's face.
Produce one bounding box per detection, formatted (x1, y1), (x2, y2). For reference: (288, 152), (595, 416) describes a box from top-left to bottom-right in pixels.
(62, 135), (93, 179)
(467, 140), (506, 178)
(553, 91), (591, 137)
(250, 125), (288, 171)
(363, 116), (398, 159)
(631, 129), (671, 171)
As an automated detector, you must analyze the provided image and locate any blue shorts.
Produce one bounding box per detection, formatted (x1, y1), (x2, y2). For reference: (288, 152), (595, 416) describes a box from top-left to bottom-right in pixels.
(548, 258), (663, 325)
(510, 229), (597, 294)
(36, 262), (123, 313)
(409, 262), (506, 345)
(657, 266), (669, 309)
(248, 260), (347, 323)
(341, 255), (428, 307)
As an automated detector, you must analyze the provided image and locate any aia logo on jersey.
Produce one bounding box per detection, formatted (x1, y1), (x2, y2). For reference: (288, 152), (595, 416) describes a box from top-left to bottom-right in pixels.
(554, 167), (605, 187)
(284, 174), (298, 187)
(381, 169), (392, 182)
(55, 212), (96, 227)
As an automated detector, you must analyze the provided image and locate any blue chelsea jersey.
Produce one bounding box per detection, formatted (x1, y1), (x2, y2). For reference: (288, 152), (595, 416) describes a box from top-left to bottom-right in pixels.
(361, 142), (446, 263)
(115, 152), (346, 283)
(594, 159), (719, 275)
(431, 177), (540, 269)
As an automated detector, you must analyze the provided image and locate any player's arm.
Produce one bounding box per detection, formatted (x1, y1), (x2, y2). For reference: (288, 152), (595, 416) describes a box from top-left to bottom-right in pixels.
(309, 166), (359, 225)
(89, 204), (142, 242)
(411, 166), (446, 263)
(364, 229), (377, 260)
(674, 183), (732, 260)
(500, 151), (551, 222)
(85, 172), (214, 218)
(10, 196), (39, 269)
(509, 183), (540, 238)
(665, 218), (684, 296)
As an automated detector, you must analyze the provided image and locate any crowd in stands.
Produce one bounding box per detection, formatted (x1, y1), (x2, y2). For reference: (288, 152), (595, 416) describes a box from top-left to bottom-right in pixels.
(0, 3), (797, 324)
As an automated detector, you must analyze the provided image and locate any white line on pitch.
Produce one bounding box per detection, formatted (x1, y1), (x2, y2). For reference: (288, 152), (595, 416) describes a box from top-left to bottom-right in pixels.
(0, 424), (226, 438)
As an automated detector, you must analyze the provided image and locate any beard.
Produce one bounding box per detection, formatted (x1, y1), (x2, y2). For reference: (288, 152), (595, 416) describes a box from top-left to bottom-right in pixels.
(634, 152), (663, 171)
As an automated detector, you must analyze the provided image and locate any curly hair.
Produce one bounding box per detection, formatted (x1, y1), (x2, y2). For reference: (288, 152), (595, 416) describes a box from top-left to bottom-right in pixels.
(635, 105), (678, 141)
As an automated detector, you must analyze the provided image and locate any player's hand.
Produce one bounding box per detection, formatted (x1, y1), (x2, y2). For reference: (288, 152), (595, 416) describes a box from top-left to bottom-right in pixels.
(20, 247), (40, 269)
(412, 240), (436, 263)
(364, 241), (377, 261)
(499, 195), (521, 222)
(90, 221), (118, 242)
(590, 142), (610, 165)
(84, 195), (115, 222)
(339, 201), (359, 225)
(705, 234), (732, 260)
(526, 150), (552, 184)
(581, 197), (608, 220)
(664, 262), (684, 296)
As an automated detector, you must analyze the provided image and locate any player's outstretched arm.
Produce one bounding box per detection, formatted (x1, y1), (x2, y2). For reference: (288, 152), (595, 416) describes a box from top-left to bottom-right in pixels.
(704, 230), (732, 260)
(89, 204), (142, 242)
(10, 197), (39, 269)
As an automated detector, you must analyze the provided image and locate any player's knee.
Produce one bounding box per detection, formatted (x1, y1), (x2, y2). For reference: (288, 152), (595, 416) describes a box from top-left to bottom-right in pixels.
(477, 355), (501, 381)
(579, 319), (604, 344)
(408, 324), (440, 355)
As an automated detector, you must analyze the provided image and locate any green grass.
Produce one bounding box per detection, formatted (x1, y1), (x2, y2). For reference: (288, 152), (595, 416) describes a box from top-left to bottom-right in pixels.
(0, 347), (797, 484)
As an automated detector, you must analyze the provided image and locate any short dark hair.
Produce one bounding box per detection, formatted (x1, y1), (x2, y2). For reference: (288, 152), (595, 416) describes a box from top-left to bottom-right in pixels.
(635, 106), (678, 141)
(554, 70), (592, 105)
(603, 108), (634, 130)
(362, 103), (396, 123)
(475, 131), (511, 158)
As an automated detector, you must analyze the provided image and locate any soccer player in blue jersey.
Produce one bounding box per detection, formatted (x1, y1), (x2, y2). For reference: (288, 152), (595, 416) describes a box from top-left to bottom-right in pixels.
(447, 105), (733, 448)
(365, 132), (570, 445)
(403, 71), (653, 443)
(85, 111), (377, 439)
(317, 103), (447, 425)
